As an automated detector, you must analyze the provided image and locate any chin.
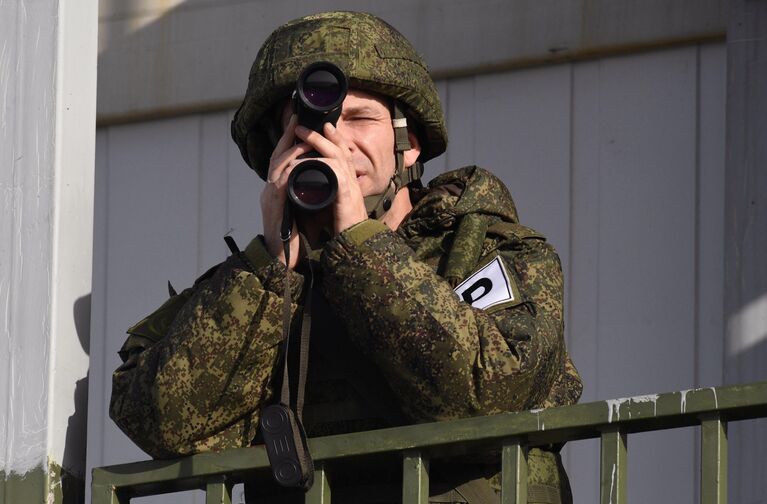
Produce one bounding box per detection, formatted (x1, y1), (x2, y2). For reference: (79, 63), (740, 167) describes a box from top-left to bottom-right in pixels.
(359, 182), (375, 196)
(361, 187), (385, 199)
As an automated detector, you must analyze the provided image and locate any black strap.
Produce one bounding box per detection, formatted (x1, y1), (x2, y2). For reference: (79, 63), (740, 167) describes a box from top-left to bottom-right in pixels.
(279, 206), (293, 405)
(260, 201), (315, 490)
(295, 234), (314, 417)
(224, 235), (241, 255)
(277, 202), (312, 419)
(224, 234), (258, 273)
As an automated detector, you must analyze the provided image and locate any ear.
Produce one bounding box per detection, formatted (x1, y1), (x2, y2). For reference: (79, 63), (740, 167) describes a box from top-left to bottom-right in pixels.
(403, 129), (422, 167)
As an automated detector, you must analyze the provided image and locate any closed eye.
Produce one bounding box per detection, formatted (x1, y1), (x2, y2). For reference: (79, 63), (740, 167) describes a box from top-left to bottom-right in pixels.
(342, 105), (386, 123)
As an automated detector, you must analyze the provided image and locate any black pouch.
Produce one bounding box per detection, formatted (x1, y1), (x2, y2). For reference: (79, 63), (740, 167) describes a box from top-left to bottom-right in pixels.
(260, 403), (314, 490)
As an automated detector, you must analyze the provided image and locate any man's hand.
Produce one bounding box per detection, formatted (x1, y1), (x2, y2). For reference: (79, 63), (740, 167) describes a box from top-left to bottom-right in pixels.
(261, 116), (369, 268)
(294, 122), (368, 235)
(261, 114), (312, 269)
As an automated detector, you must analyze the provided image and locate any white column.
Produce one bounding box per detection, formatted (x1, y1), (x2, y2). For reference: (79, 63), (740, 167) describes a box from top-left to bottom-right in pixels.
(0, 0), (97, 502)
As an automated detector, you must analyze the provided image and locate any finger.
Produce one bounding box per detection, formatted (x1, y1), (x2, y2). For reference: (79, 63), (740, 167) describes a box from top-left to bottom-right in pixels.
(294, 125), (341, 159)
(322, 123), (355, 178)
(267, 115), (299, 182)
(274, 141), (314, 169)
(268, 142), (314, 183)
(272, 114), (298, 158)
(323, 123), (352, 157)
(274, 160), (300, 187)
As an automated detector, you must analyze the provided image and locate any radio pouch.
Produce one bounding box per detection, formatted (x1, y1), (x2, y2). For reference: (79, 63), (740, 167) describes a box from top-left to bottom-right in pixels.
(260, 403), (314, 489)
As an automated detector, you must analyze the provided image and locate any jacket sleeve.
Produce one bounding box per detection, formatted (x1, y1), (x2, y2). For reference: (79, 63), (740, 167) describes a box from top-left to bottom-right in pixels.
(320, 219), (580, 423)
(109, 238), (304, 458)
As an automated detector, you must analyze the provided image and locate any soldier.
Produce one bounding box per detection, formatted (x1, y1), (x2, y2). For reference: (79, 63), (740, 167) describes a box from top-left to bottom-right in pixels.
(110, 11), (582, 504)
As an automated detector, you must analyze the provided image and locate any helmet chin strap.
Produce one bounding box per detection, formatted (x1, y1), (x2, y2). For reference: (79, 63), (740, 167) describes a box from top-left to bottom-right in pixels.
(364, 103), (424, 219)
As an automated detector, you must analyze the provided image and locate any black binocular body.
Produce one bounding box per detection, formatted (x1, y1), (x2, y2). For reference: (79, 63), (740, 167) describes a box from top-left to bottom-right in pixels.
(287, 62), (348, 212)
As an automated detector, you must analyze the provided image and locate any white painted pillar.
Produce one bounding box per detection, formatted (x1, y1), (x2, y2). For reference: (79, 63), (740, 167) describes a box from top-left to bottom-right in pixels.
(0, 0), (97, 502)
(724, 1), (767, 503)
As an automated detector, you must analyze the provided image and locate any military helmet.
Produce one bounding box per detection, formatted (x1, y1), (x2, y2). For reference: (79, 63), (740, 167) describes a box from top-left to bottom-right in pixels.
(231, 11), (448, 180)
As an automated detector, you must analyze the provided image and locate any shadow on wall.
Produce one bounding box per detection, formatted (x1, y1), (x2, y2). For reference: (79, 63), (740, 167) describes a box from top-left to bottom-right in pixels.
(61, 294), (91, 503)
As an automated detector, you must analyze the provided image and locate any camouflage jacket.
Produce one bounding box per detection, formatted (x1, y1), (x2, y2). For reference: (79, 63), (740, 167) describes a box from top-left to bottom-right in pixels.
(110, 166), (582, 460)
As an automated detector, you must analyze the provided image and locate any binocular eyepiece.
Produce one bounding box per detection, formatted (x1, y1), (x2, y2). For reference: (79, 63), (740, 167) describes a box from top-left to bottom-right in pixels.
(287, 62), (347, 212)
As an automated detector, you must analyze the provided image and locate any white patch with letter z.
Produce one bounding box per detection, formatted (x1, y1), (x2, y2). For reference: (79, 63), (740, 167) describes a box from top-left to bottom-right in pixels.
(454, 255), (520, 311)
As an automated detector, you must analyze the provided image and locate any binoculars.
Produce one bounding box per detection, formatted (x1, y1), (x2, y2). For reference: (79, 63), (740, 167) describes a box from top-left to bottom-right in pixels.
(287, 62), (348, 212)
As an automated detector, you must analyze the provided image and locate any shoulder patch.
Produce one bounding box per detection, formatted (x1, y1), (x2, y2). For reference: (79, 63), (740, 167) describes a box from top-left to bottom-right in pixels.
(454, 255), (522, 311)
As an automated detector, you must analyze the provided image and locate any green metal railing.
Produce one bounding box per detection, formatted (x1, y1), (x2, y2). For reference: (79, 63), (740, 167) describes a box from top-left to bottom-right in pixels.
(91, 381), (767, 504)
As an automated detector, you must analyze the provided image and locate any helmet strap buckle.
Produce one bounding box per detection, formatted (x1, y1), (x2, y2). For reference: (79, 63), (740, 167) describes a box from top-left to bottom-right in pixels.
(364, 102), (423, 219)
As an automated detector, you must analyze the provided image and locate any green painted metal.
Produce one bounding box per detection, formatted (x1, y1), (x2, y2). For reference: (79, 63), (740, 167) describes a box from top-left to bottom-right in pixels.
(91, 381), (767, 502)
(305, 463), (331, 504)
(91, 445), (269, 500)
(0, 461), (84, 504)
(402, 451), (429, 504)
(205, 476), (231, 504)
(90, 482), (122, 504)
(0, 466), (46, 504)
(600, 427), (627, 504)
(501, 439), (527, 504)
(701, 414), (728, 504)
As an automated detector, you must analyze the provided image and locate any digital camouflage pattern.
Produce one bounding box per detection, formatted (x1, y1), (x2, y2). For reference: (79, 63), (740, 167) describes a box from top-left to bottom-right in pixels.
(110, 255), (304, 457)
(110, 166), (582, 502)
(322, 166), (581, 422)
(231, 11), (447, 180)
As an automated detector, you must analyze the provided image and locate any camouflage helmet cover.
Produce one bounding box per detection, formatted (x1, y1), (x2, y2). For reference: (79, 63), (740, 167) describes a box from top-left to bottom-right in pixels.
(231, 11), (448, 179)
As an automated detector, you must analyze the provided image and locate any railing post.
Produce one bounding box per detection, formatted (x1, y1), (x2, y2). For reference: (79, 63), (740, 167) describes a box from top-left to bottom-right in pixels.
(403, 450), (429, 504)
(501, 439), (528, 504)
(91, 483), (128, 504)
(701, 413), (728, 504)
(92, 467), (132, 504)
(205, 475), (232, 504)
(600, 427), (627, 504)
(305, 463), (331, 504)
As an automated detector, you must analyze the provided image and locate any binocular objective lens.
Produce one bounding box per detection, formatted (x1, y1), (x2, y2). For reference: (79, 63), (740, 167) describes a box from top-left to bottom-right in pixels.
(303, 70), (341, 107)
(292, 168), (333, 205)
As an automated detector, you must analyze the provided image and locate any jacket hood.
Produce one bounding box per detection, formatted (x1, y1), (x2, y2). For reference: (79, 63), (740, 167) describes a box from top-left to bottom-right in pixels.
(402, 166), (519, 233)
(397, 166), (522, 287)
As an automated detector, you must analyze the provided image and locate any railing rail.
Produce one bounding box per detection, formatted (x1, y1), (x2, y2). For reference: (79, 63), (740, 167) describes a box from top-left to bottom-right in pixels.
(92, 381), (767, 504)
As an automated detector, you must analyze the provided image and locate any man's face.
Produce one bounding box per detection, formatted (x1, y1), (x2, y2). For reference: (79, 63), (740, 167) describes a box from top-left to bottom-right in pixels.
(282, 89), (397, 198)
